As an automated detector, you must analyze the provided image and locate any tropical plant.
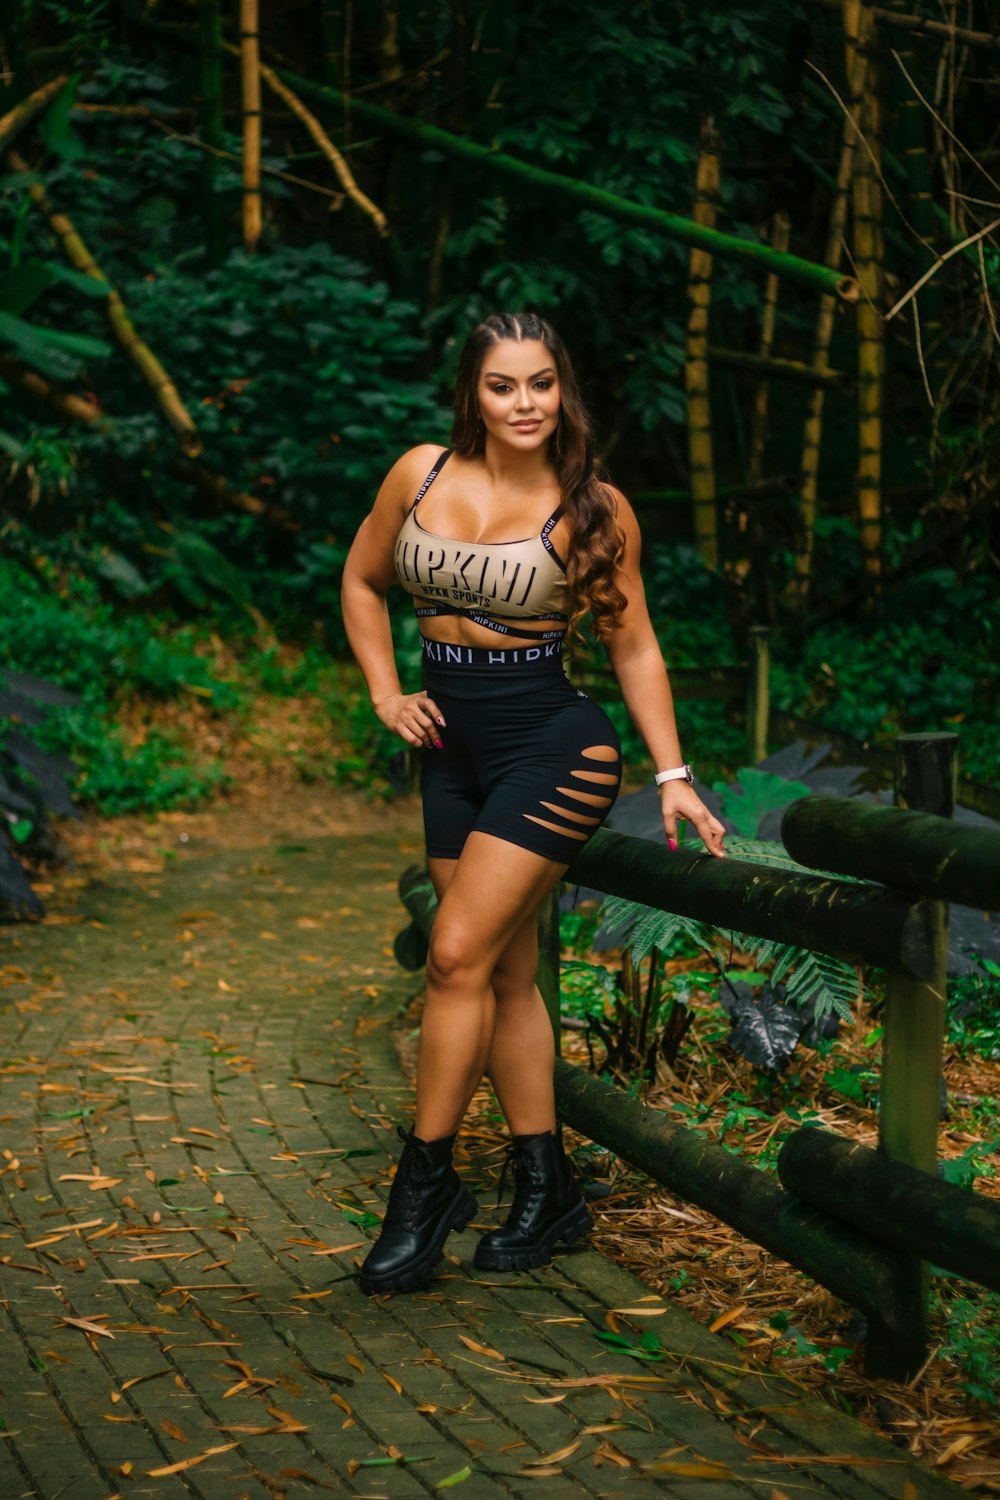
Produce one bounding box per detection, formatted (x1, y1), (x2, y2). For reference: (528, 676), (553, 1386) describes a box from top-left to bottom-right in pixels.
(593, 836), (862, 1076)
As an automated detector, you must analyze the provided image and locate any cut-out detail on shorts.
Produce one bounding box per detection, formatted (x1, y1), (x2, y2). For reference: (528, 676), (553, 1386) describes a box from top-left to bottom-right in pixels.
(581, 744), (620, 762)
(539, 800), (601, 826)
(523, 814), (588, 841)
(571, 768), (619, 786)
(556, 785), (613, 808)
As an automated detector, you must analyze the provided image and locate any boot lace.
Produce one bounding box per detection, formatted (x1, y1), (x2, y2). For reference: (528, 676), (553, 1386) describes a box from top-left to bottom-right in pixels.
(494, 1141), (542, 1221)
(384, 1126), (435, 1228)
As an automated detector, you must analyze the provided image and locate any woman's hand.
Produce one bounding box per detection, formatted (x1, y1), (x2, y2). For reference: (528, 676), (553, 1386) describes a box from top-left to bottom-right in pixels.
(659, 783), (727, 858)
(374, 691), (446, 750)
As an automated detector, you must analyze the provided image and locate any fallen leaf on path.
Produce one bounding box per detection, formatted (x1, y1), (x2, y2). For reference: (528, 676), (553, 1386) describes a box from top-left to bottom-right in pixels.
(147, 1442), (238, 1476)
(457, 1335), (504, 1361)
(436, 1467), (472, 1488)
(159, 1419), (188, 1443)
(646, 1460), (734, 1479)
(709, 1305), (748, 1334)
(58, 1316), (114, 1339)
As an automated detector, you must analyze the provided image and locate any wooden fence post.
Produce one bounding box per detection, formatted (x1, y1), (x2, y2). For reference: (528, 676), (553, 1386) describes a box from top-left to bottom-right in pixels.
(865, 730), (957, 1379)
(536, 888), (562, 1051)
(746, 625), (770, 765)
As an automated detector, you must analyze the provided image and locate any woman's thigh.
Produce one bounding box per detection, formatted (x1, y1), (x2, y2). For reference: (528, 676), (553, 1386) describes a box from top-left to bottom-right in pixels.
(426, 832), (565, 980)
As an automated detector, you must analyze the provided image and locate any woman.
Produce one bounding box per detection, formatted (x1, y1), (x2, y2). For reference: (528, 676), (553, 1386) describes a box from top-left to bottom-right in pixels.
(341, 311), (726, 1296)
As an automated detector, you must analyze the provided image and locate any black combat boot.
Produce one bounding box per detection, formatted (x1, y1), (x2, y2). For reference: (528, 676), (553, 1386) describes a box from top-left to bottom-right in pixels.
(357, 1125), (476, 1296)
(472, 1128), (592, 1272)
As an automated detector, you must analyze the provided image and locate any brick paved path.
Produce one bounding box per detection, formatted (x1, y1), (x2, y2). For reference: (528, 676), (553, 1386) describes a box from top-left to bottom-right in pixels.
(0, 832), (961, 1500)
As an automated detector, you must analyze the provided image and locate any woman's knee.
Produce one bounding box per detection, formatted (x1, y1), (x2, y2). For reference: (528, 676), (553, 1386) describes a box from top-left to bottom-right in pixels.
(426, 922), (488, 988)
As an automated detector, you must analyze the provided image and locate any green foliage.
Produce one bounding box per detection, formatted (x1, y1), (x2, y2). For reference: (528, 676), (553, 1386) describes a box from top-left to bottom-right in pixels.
(936, 1290), (1000, 1409)
(712, 768), (812, 837)
(771, 566), (999, 783)
(0, 555), (229, 813)
(946, 962), (1000, 1061)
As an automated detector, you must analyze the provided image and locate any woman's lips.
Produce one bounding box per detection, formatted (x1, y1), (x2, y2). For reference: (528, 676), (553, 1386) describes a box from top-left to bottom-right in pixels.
(510, 420), (541, 431)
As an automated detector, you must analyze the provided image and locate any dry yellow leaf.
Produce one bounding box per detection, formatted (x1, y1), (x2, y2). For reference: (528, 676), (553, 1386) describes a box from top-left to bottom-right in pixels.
(147, 1442), (238, 1476)
(160, 1419), (188, 1443)
(708, 1305), (748, 1334)
(457, 1334), (505, 1361)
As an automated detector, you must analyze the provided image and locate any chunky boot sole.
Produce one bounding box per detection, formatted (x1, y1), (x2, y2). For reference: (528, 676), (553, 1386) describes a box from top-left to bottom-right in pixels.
(472, 1199), (593, 1272)
(357, 1185), (477, 1296)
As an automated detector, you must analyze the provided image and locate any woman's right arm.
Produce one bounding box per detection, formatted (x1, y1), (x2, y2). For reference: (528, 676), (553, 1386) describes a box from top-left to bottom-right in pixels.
(341, 447), (446, 751)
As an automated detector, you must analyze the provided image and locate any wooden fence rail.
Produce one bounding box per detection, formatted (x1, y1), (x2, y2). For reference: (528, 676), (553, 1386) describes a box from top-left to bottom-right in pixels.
(393, 731), (999, 1383)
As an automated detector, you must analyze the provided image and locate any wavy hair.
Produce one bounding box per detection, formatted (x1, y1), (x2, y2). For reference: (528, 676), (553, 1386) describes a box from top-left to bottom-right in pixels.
(450, 312), (626, 638)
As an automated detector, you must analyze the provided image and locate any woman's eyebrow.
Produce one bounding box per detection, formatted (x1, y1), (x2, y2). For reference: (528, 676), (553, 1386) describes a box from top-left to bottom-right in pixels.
(484, 367), (556, 380)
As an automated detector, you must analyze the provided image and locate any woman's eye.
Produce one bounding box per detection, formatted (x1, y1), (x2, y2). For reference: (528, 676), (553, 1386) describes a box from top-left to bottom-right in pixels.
(535, 380), (552, 390)
(490, 383), (511, 394)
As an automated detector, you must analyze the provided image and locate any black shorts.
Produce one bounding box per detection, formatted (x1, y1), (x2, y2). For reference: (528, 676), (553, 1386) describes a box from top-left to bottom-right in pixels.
(419, 639), (622, 864)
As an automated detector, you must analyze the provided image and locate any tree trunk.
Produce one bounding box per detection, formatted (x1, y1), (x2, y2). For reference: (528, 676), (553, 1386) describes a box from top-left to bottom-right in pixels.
(240, 0), (262, 253)
(686, 119), (721, 571)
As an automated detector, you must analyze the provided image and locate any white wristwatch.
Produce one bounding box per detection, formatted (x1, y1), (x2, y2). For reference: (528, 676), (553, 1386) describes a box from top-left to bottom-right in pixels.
(654, 764), (694, 786)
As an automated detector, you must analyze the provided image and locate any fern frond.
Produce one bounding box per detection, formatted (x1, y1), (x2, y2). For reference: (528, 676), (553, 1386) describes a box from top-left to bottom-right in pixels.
(784, 950), (859, 1022)
(725, 837), (865, 885)
(596, 895), (714, 964)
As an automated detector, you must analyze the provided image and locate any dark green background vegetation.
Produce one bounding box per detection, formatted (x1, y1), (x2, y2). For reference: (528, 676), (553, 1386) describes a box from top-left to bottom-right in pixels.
(1, 0), (997, 805)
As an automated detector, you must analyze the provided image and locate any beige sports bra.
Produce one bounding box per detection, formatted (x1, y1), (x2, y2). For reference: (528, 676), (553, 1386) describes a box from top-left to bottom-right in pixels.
(394, 449), (569, 643)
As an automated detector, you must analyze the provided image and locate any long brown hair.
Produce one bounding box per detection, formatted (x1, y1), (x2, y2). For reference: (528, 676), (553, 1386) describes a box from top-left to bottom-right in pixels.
(450, 312), (627, 638)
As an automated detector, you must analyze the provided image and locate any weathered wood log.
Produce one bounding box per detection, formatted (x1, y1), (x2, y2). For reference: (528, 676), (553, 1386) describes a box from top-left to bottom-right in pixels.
(554, 1061), (923, 1342)
(778, 1128), (1000, 1293)
(567, 829), (935, 977)
(781, 796), (1000, 910)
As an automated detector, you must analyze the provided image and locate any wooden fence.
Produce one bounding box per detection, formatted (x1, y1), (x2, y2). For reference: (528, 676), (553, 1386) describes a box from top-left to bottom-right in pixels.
(393, 730), (1000, 1381)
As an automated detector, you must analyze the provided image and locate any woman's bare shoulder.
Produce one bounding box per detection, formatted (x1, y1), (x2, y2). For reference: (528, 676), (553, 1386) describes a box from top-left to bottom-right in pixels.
(388, 443), (450, 489)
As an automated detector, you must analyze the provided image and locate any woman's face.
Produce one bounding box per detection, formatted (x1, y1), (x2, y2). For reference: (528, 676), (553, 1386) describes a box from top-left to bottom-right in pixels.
(477, 338), (561, 451)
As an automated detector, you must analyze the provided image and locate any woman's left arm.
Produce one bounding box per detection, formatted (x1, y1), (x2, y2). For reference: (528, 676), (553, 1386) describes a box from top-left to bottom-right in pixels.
(603, 492), (727, 858)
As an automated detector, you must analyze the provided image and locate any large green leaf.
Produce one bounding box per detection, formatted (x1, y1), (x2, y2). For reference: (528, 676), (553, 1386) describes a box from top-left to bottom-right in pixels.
(0, 310), (112, 379)
(0, 264), (55, 316)
(38, 74), (87, 162)
(712, 769), (812, 838)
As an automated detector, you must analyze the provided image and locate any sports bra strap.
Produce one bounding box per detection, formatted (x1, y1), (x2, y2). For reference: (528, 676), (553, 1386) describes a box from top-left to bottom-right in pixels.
(409, 448), (453, 512)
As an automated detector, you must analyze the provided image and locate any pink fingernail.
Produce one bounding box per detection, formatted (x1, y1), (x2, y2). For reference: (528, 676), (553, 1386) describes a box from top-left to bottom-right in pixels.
(668, 837), (678, 851)
(435, 738), (443, 749)
(436, 717), (445, 726)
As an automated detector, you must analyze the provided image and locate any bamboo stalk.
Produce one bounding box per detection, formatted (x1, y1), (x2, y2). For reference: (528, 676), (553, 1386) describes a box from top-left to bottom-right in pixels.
(251, 54), (389, 236)
(809, 0), (999, 53)
(7, 148), (201, 455)
(794, 24), (882, 606)
(0, 75), (68, 151)
(849, 0), (885, 581)
(240, 0), (262, 253)
(0, 357), (107, 424)
(709, 346), (847, 386)
(128, 10), (859, 301)
(2, 353), (297, 529)
(747, 212), (790, 484)
(686, 118), (721, 571)
(199, 0), (226, 266)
